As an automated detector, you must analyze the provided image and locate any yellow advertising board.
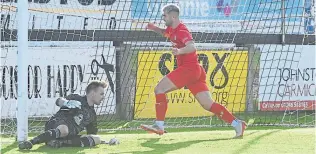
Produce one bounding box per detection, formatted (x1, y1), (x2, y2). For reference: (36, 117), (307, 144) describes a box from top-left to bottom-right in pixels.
(134, 50), (248, 119)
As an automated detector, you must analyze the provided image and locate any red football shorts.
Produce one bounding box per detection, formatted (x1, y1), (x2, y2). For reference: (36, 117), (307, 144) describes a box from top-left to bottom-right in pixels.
(166, 64), (209, 95)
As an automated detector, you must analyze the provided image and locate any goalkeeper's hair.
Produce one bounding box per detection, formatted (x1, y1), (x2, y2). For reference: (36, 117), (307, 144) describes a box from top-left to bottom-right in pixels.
(162, 4), (180, 15)
(85, 80), (108, 94)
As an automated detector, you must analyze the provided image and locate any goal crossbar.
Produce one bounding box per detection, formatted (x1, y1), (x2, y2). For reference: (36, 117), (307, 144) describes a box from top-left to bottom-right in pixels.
(1, 30), (315, 45)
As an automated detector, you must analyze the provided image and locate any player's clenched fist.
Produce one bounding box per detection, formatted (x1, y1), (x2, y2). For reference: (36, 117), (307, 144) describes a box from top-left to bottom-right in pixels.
(172, 48), (180, 55)
(146, 22), (156, 30)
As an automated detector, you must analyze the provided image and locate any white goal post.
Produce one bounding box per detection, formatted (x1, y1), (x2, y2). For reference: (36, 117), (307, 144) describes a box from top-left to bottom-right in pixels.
(16, 0), (29, 142)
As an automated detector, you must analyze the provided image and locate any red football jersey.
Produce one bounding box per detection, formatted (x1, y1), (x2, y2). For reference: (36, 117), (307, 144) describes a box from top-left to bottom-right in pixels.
(164, 23), (198, 67)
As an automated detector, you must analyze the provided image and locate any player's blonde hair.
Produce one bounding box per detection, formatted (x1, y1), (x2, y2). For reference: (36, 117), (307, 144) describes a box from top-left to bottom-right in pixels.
(85, 80), (108, 94)
(162, 4), (180, 14)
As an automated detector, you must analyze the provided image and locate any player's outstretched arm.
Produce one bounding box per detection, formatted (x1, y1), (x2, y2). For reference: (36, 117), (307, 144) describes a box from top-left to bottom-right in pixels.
(55, 97), (81, 109)
(146, 23), (166, 36)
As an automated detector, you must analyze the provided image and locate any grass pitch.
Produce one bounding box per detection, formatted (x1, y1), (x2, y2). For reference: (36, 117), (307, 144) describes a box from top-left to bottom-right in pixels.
(1, 127), (315, 154)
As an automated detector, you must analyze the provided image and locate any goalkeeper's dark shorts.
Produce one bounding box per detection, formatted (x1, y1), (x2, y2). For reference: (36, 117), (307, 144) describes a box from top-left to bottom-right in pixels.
(44, 116), (80, 137)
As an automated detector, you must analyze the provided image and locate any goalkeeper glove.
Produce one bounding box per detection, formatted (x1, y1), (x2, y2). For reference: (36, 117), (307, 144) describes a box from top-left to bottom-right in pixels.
(63, 100), (82, 109)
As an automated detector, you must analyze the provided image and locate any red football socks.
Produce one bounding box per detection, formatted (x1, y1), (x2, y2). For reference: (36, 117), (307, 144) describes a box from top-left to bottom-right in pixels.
(155, 93), (168, 121)
(210, 103), (236, 124)
(155, 94), (235, 124)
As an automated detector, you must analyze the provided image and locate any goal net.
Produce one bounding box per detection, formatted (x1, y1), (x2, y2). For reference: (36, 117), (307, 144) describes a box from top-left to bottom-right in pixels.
(1, 0), (315, 139)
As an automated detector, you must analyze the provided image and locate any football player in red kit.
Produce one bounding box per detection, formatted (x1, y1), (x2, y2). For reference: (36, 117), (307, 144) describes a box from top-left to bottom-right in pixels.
(140, 4), (247, 138)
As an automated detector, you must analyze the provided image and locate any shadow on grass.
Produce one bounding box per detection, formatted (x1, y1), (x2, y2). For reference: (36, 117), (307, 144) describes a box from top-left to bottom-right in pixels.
(110, 138), (226, 154)
(232, 129), (282, 154)
(108, 130), (259, 154)
(1, 142), (98, 154)
(109, 131), (259, 154)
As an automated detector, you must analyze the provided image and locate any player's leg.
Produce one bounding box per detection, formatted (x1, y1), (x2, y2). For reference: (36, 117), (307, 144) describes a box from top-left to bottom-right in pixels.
(140, 76), (177, 135)
(31, 119), (69, 144)
(187, 66), (246, 138)
(154, 75), (178, 123)
(194, 91), (246, 138)
(46, 135), (101, 148)
(18, 118), (70, 150)
(68, 134), (101, 147)
(141, 67), (192, 135)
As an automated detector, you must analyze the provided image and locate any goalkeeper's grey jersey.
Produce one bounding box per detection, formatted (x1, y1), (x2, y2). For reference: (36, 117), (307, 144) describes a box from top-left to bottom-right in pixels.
(54, 94), (98, 134)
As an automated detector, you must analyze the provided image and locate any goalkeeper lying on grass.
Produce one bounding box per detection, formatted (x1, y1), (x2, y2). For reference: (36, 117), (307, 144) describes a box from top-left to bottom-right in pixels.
(19, 80), (118, 150)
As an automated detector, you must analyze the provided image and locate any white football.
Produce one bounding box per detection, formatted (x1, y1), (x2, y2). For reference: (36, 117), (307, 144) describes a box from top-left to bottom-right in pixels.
(109, 138), (120, 145)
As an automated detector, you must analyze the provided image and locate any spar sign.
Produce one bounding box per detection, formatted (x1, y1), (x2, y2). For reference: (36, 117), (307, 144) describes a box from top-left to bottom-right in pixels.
(134, 50), (248, 118)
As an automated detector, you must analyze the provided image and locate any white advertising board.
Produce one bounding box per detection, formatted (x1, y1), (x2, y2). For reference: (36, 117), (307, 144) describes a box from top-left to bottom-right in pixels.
(259, 45), (316, 111)
(0, 47), (116, 118)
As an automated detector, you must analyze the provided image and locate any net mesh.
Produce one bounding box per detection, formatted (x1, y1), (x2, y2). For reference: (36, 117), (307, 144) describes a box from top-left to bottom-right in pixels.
(1, 0), (315, 139)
